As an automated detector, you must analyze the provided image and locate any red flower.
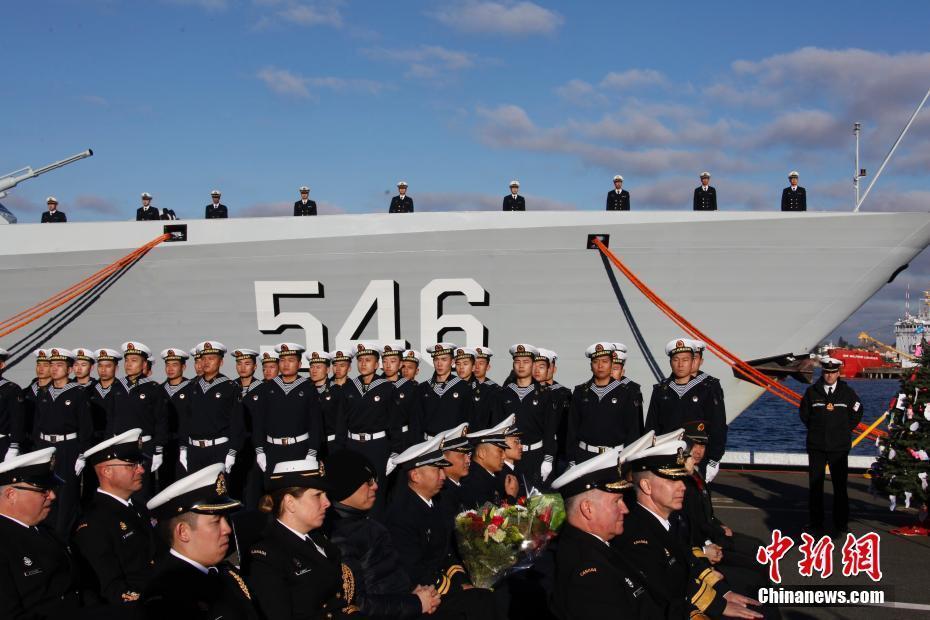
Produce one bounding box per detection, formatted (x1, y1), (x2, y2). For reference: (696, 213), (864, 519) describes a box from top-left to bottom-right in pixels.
(539, 506), (552, 526)
(491, 515), (505, 527)
(517, 496), (527, 506)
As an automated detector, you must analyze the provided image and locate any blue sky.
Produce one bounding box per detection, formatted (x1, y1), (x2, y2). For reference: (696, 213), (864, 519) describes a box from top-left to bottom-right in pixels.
(4, 0), (930, 341)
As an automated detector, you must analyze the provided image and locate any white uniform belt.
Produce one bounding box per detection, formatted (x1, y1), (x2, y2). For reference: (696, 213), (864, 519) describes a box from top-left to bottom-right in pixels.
(348, 430), (387, 442)
(189, 436), (229, 447)
(40, 432), (77, 443)
(266, 433), (309, 446)
(326, 434), (337, 442)
(579, 441), (616, 454)
(522, 440), (543, 452)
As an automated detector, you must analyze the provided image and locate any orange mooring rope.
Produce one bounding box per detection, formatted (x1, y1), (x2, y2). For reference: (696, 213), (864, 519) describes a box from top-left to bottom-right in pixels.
(593, 238), (886, 440)
(0, 233), (170, 339)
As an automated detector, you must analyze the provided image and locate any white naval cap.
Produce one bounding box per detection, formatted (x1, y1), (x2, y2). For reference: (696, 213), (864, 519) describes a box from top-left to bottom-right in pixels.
(426, 342), (457, 358)
(299, 186), (310, 192)
(788, 170), (799, 178)
(612, 343), (628, 354)
(46, 196), (59, 204)
(689, 339), (707, 354)
(534, 348), (557, 364)
(330, 347), (355, 362)
(84, 428), (143, 466)
(95, 348), (122, 362)
(196, 341), (227, 356)
(0, 347), (9, 361)
(454, 346), (477, 360)
(34, 348), (50, 361)
(402, 349), (421, 364)
(141, 192), (152, 199)
(613, 174), (624, 182)
(73, 348), (97, 363)
(354, 342), (381, 358)
(629, 435), (690, 479)
(397, 180), (408, 188)
(160, 347), (189, 362)
(210, 189), (221, 196)
(612, 349), (628, 362)
(665, 338), (695, 356)
(618, 430), (657, 460)
(466, 414), (515, 448)
(189, 347), (200, 359)
(509, 343), (537, 358)
(509, 180), (520, 187)
(440, 422), (471, 452)
(699, 171), (711, 179)
(274, 342), (304, 358)
(551, 438), (649, 497)
(147, 463), (240, 519)
(121, 341), (152, 358)
(304, 350), (332, 364)
(266, 459), (327, 492)
(585, 342), (614, 359)
(232, 348), (259, 360)
(379, 341), (406, 357)
(0, 447), (62, 488)
(47, 347), (75, 362)
(474, 346), (494, 359)
(820, 356), (843, 371)
(388, 435), (450, 475)
(260, 350), (280, 363)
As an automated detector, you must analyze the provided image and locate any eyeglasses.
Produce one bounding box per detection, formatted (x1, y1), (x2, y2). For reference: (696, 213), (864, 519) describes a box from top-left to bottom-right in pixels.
(107, 462), (144, 469)
(13, 485), (53, 496)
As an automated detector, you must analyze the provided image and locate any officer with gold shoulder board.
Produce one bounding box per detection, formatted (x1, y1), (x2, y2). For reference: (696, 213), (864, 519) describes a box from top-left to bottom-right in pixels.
(781, 171), (807, 211)
(606, 174), (630, 210)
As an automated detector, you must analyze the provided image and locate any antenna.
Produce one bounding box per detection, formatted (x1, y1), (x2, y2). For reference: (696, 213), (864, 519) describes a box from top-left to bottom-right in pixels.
(906, 283), (910, 317)
(853, 122), (863, 208)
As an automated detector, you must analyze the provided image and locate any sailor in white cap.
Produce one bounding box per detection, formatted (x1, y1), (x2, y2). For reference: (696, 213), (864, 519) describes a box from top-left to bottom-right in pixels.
(85, 347), (121, 438)
(799, 356), (863, 534)
(534, 348), (572, 469)
(22, 349), (54, 437)
(157, 348), (188, 490)
(256, 350), (276, 381)
(459, 416), (515, 507)
(609, 342), (628, 381)
(617, 436), (762, 618)
(330, 347), (354, 386)
(137, 192), (159, 221)
(379, 341), (406, 383)
(231, 348), (261, 397)
(189, 346), (204, 378)
(70, 347), (96, 386)
(502, 179), (526, 211)
(304, 350), (339, 456)
(180, 341), (243, 476)
(606, 174), (631, 211)
(294, 186), (317, 216)
(781, 170), (807, 211)
(400, 348), (421, 382)
(472, 346), (495, 386)
(497, 343), (556, 487)
(384, 436), (498, 613)
(686, 340), (727, 473)
(645, 339), (727, 483)
(416, 343), (476, 444)
(693, 171), (718, 211)
(436, 422), (472, 517)
(380, 342), (416, 449)
(0, 348), (24, 462)
(72, 429), (156, 605)
(389, 181), (414, 213)
(550, 441), (662, 619)
(142, 464), (252, 617)
(0, 447), (81, 615)
(41, 196), (67, 223)
(32, 348), (92, 536)
(205, 189), (228, 219)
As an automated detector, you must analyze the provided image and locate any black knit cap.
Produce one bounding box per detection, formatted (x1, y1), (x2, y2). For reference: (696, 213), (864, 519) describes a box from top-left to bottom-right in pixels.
(326, 449), (378, 503)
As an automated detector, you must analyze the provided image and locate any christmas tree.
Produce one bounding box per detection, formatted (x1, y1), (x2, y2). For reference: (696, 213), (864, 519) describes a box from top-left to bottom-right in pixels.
(870, 342), (930, 534)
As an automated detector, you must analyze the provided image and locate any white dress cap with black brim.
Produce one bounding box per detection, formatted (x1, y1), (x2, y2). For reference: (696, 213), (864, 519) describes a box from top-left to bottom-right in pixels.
(265, 459), (328, 492)
(426, 342), (457, 358)
(354, 342), (381, 358)
(261, 351), (279, 363)
(380, 341), (406, 358)
(0, 447), (63, 488)
(47, 348), (75, 363)
(274, 342), (304, 358)
(330, 348), (355, 362)
(196, 341), (227, 357)
(160, 347), (189, 363)
(232, 348), (259, 361)
(665, 339), (695, 357)
(454, 347), (477, 361)
(629, 438), (690, 479)
(73, 348), (97, 363)
(389, 435), (451, 473)
(551, 443), (642, 498)
(33, 348), (50, 361)
(468, 414), (517, 448)
(689, 339), (707, 354)
(440, 422), (472, 453)
(474, 347), (494, 359)
(401, 349), (421, 364)
(534, 348), (556, 364)
(121, 342), (152, 359)
(85, 428), (144, 467)
(146, 463), (241, 520)
(820, 356), (843, 372)
(304, 350), (332, 365)
(585, 342), (615, 359)
(509, 343), (538, 359)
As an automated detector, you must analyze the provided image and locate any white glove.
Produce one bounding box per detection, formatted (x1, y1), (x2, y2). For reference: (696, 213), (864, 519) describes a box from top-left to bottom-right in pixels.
(3, 447), (19, 462)
(256, 452), (267, 473)
(705, 460), (720, 483)
(224, 454), (236, 474)
(151, 453), (163, 473)
(540, 460), (553, 482)
(74, 455), (86, 477)
(179, 447), (188, 471)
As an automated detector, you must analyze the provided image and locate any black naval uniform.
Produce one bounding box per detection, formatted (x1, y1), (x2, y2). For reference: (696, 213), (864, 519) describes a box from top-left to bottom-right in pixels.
(316, 380), (343, 459)
(693, 185), (717, 211)
(86, 381), (114, 445)
(41, 210), (67, 223)
(388, 195), (413, 213)
(645, 376), (727, 467)
(335, 377), (396, 499)
(205, 203), (228, 219)
(413, 375), (477, 440)
(0, 514), (81, 619)
(551, 523), (662, 620)
(469, 377), (500, 429)
(72, 490), (156, 606)
(109, 375), (168, 499)
(781, 186), (807, 211)
(294, 199), (318, 216)
(390, 377), (418, 451)
(247, 520), (359, 619)
(237, 377), (264, 507)
(799, 378), (863, 530)
(492, 382), (556, 490)
(161, 378), (191, 487)
(177, 374), (245, 473)
(605, 188), (631, 211)
(22, 381), (52, 451)
(567, 377), (643, 464)
(136, 206), (160, 221)
(250, 376), (323, 470)
(458, 462), (506, 509)
(0, 377), (25, 458)
(502, 194), (526, 211)
(548, 382), (572, 470)
(33, 381), (93, 536)
(142, 552), (257, 620)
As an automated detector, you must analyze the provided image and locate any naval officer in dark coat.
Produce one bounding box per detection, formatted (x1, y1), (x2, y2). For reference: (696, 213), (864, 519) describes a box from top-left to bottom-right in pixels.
(0, 347), (25, 462)
(693, 171), (718, 211)
(41, 196), (67, 222)
(389, 181), (414, 213)
(0, 447), (80, 619)
(606, 174), (631, 210)
(502, 180), (526, 211)
(293, 186), (318, 216)
(799, 356), (863, 533)
(72, 429), (157, 607)
(781, 171), (807, 211)
(136, 192), (160, 221)
(205, 189), (229, 219)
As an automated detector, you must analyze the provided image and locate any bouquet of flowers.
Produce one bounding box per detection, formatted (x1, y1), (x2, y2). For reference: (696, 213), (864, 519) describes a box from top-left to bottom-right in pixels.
(454, 491), (565, 588)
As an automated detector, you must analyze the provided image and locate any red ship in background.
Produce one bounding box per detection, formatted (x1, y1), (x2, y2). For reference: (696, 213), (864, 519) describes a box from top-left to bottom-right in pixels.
(827, 348), (896, 379)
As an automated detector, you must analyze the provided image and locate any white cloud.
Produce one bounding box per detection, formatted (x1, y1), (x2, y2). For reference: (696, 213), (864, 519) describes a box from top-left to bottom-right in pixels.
(599, 69), (667, 89)
(256, 67), (387, 100)
(257, 67), (312, 98)
(166, 0), (229, 11)
(431, 1), (563, 35)
(253, 0), (344, 29)
(364, 45), (478, 79)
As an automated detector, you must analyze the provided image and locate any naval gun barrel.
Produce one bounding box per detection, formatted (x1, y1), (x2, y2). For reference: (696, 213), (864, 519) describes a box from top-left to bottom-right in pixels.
(0, 149), (94, 198)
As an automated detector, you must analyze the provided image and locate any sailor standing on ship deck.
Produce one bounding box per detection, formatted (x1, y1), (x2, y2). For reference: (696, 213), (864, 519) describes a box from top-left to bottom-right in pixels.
(693, 172), (718, 211)
(781, 171), (807, 211)
(503, 180), (526, 211)
(205, 189), (228, 219)
(293, 186), (317, 216)
(389, 181), (414, 213)
(606, 174), (631, 210)
(41, 196), (67, 222)
(799, 356), (862, 534)
(136, 192), (160, 221)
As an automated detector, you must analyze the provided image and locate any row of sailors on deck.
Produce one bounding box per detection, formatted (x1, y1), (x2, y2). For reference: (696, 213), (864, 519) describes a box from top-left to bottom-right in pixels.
(38, 171), (809, 222)
(0, 413), (771, 619)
